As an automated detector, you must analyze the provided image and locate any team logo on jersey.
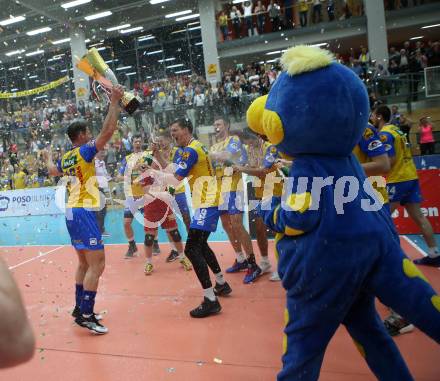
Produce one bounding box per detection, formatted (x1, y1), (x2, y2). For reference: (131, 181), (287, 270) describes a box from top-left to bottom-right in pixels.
(270, 146), (277, 153)
(379, 135), (387, 143)
(368, 140), (382, 151)
(178, 161), (188, 170)
(89, 238), (97, 246)
(363, 128), (374, 140)
(181, 151), (190, 161)
(266, 154), (276, 163)
(384, 144), (392, 151)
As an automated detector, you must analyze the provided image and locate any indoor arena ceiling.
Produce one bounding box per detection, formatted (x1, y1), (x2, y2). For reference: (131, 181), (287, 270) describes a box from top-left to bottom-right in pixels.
(0, 0), (199, 64)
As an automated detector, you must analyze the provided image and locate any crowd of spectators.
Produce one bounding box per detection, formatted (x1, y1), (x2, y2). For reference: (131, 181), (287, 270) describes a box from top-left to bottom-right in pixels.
(1, 35), (438, 191)
(217, 0), (437, 42)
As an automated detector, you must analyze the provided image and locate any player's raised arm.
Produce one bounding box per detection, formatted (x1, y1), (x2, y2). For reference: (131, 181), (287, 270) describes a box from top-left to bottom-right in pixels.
(0, 258), (35, 368)
(43, 149), (63, 177)
(95, 85), (124, 152)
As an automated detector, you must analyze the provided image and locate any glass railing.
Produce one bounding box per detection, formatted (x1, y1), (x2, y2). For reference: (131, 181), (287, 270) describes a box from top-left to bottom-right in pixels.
(217, 1), (365, 42)
(125, 93), (259, 135)
(366, 72), (427, 107)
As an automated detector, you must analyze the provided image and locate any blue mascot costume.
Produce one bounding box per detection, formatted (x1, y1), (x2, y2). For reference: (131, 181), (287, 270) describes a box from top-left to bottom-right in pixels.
(246, 46), (440, 381)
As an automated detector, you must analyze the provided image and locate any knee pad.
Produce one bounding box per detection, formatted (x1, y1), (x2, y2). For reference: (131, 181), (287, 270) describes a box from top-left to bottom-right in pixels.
(144, 234), (155, 247)
(168, 229), (181, 243)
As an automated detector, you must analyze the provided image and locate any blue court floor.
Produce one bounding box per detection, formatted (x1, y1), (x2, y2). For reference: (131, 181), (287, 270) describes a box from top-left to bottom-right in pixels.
(0, 209), (229, 247)
(1, 208), (439, 254)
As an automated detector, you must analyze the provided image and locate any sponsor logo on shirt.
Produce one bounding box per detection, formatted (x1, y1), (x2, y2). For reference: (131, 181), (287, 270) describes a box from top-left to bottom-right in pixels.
(368, 140), (382, 151)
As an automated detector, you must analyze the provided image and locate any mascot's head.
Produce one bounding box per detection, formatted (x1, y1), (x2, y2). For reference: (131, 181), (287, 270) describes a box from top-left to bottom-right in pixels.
(247, 45), (369, 157)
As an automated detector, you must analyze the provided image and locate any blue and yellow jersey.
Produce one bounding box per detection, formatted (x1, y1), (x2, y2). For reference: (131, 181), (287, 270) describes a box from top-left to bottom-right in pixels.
(353, 125), (389, 203)
(210, 135), (246, 192)
(255, 142), (284, 199)
(169, 146), (186, 195)
(379, 124), (418, 184)
(175, 139), (220, 209)
(119, 151), (152, 197)
(57, 140), (99, 208)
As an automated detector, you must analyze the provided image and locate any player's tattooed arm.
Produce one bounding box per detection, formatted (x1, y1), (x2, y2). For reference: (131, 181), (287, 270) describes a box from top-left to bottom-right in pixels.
(43, 149), (62, 177)
(95, 85), (124, 152)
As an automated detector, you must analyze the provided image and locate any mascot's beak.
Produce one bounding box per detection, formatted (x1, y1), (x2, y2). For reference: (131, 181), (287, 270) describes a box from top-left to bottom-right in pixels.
(247, 95), (284, 146)
(246, 95), (267, 136)
(263, 109), (284, 145)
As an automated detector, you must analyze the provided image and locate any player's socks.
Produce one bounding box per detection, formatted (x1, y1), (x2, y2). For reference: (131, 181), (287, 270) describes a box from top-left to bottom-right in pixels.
(428, 247), (440, 258)
(235, 251), (246, 263)
(75, 284), (83, 308)
(203, 287), (216, 302)
(81, 290), (97, 316)
(215, 272), (225, 286)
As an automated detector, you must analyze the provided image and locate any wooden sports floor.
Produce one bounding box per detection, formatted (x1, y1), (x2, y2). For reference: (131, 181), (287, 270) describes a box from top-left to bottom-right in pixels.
(1, 239), (439, 381)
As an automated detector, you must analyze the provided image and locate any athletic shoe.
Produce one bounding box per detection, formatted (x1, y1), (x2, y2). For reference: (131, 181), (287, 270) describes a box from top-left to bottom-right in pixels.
(226, 259), (248, 273)
(384, 314), (414, 336)
(166, 249), (179, 263)
(189, 297), (221, 318)
(74, 314), (108, 335)
(152, 240), (161, 255)
(179, 257), (193, 271)
(71, 306), (103, 321)
(270, 271), (281, 282)
(144, 262), (154, 275)
(125, 243), (138, 259)
(243, 263), (262, 284)
(214, 282), (232, 297)
(259, 261), (272, 274)
(413, 256), (440, 267)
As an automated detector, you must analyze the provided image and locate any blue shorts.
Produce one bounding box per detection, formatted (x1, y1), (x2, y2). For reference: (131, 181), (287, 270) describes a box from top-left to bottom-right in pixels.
(65, 208), (103, 251)
(124, 197), (144, 219)
(387, 180), (422, 205)
(219, 191), (245, 215)
(190, 207), (220, 232)
(174, 192), (190, 217)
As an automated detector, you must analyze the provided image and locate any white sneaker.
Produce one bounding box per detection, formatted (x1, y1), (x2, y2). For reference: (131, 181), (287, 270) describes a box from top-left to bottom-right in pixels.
(259, 261), (272, 274)
(270, 271), (281, 282)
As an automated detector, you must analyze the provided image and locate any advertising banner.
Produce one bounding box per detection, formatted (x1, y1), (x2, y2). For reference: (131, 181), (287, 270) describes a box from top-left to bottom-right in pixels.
(392, 169), (440, 234)
(0, 187), (65, 218)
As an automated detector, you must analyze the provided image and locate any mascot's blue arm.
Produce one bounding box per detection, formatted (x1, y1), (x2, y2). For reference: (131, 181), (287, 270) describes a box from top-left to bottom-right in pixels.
(259, 160), (321, 236)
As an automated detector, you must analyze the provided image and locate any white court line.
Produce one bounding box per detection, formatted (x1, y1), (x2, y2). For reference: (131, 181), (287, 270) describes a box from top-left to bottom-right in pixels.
(401, 235), (427, 257)
(8, 246), (64, 270)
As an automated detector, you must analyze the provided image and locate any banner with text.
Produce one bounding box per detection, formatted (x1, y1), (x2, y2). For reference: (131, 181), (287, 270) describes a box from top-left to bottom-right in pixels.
(392, 169), (440, 234)
(0, 187), (65, 218)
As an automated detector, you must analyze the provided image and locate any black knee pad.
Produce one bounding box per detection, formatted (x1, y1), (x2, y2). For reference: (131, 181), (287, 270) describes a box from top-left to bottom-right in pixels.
(168, 229), (181, 243)
(144, 234), (155, 247)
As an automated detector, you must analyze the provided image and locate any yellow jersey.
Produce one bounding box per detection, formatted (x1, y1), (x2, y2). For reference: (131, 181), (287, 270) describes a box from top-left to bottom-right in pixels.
(210, 135), (245, 193)
(169, 147), (186, 194)
(175, 139), (220, 209)
(353, 125), (389, 203)
(380, 124), (418, 184)
(248, 141), (284, 199)
(13, 171), (26, 190)
(58, 141), (99, 208)
(119, 150), (152, 198)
